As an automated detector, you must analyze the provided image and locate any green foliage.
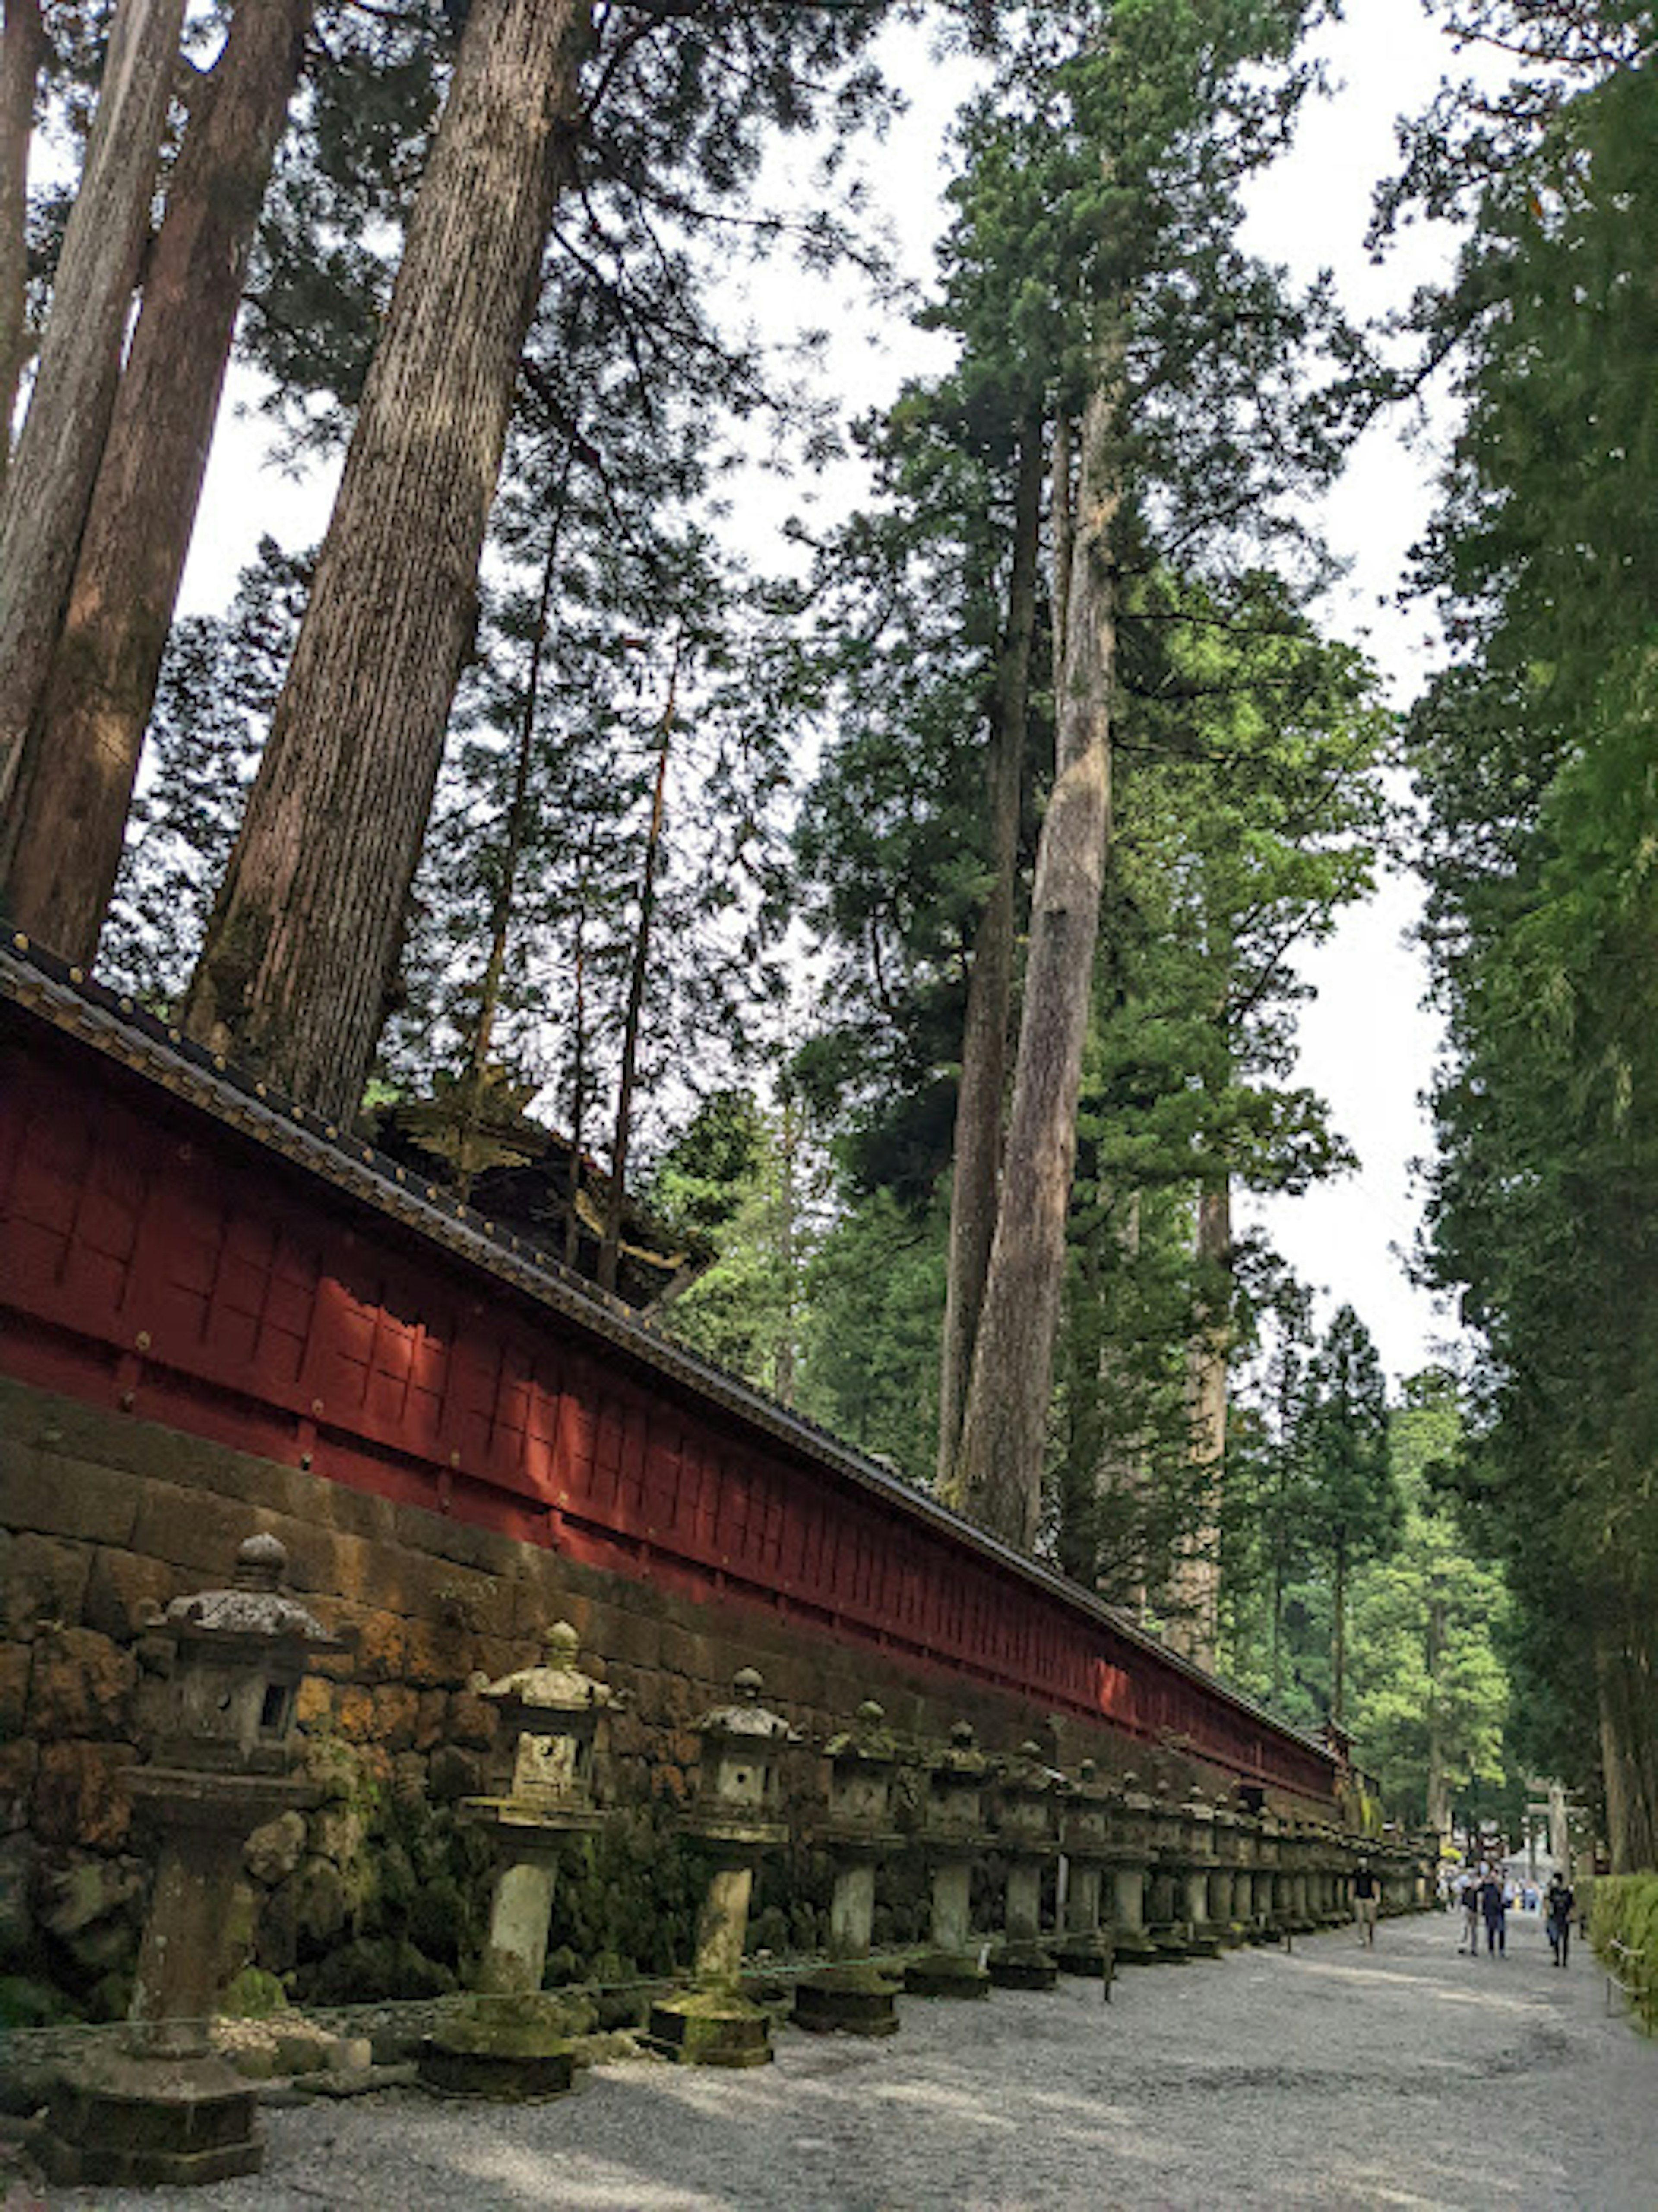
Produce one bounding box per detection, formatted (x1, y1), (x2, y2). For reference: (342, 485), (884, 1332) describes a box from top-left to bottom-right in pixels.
(1346, 1374), (1510, 1826)
(99, 539), (313, 1004)
(1403, 6), (1658, 1861)
(797, 1190), (949, 1483)
(1300, 1307), (1398, 1570)
(655, 1090), (829, 1401)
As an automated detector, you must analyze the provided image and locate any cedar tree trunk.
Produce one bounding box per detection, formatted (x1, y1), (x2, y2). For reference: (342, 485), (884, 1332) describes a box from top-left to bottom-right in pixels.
(0, 0), (47, 474)
(936, 409), (1044, 1484)
(455, 451), (571, 1196)
(1595, 1592), (1658, 1873)
(1167, 1174), (1230, 1669)
(944, 364), (1123, 1548)
(183, 0), (592, 1121)
(598, 659), (676, 1296)
(1424, 1589), (1449, 1840)
(2, 0), (312, 961)
(0, 0), (186, 821)
(1331, 1525), (1349, 1725)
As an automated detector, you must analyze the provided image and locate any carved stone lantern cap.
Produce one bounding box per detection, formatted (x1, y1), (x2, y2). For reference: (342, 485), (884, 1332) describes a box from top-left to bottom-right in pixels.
(928, 1718), (990, 1776)
(824, 1699), (902, 1765)
(696, 1668), (798, 1744)
(162, 1535), (335, 1648)
(1007, 1740), (1067, 1790)
(477, 1621), (614, 1713)
(1070, 1757), (1116, 1799)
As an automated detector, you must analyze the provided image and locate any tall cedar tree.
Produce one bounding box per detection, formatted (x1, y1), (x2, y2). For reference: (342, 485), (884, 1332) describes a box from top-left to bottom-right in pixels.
(0, 0), (47, 468)
(181, 0), (593, 1118)
(945, 0), (1357, 1546)
(1298, 1304), (1396, 1725)
(1399, 0), (1658, 1869)
(181, 1), (904, 1122)
(0, 0), (184, 821)
(1, 0), (315, 960)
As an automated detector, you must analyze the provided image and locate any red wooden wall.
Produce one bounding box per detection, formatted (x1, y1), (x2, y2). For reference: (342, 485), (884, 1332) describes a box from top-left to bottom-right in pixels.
(0, 957), (1336, 1804)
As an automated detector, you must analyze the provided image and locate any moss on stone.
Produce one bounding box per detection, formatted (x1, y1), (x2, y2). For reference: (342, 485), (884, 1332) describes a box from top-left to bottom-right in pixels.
(223, 1965), (288, 2019)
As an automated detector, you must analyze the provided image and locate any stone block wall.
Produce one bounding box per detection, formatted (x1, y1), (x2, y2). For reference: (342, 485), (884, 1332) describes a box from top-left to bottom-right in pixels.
(1, 1373), (1323, 2023)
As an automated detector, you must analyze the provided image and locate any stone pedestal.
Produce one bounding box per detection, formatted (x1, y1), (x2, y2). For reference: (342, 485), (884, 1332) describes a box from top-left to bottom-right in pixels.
(645, 1669), (796, 2066)
(1052, 1769), (1117, 1983)
(905, 1723), (992, 1999)
(37, 2047), (263, 2190)
(990, 1856), (1057, 1989)
(795, 1700), (905, 2037)
(1106, 1781), (1158, 1965)
(988, 1743), (1060, 1991)
(477, 1823), (579, 2000)
(1176, 1797), (1224, 1957)
(1110, 1858), (1158, 1965)
(647, 1856), (779, 2066)
(419, 1994), (576, 2101)
(905, 1853), (990, 1997)
(1144, 1788), (1196, 1959)
(421, 1622), (613, 2100)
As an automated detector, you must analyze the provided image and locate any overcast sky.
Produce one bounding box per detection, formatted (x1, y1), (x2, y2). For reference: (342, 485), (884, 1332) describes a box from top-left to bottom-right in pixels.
(183, 0), (1480, 1386)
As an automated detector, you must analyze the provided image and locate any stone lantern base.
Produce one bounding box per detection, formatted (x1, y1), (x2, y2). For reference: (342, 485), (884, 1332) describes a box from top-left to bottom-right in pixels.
(987, 1940), (1059, 1991)
(417, 1996), (576, 2102)
(37, 2047), (262, 2189)
(903, 1949), (990, 1999)
(644, 1987), (775, 2066)
(1053, 1930), (1117, 1981)
(793, 1962), (902, 2037)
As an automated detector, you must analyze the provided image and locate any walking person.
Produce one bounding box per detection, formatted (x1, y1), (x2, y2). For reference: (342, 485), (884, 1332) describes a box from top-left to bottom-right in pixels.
(1479, 1867), (1507, 1956)
(1545, 1870), (1576, 1967)
(1353, 1858), (1380, 1947)
(1459, 1872), (1482, 1956)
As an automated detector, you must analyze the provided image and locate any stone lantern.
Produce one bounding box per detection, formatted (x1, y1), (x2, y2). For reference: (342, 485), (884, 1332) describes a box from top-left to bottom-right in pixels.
(988, 1742), (1063, 1990)
(645, 1667), (798, 2066)
(1143, 1778), (1191, 1959)
(1109, 1773), (1159, 1966)
(419, 1621), (615, 2102)
(1206, 1794), (1247, 1946)
(903, 1721), (995, 1999)
(39, 1533), (336, 2188)
(1174, 1788), (1224, 1957)
(1053, 1760), (1117, 1983)
(794, 1699), (907, 2037)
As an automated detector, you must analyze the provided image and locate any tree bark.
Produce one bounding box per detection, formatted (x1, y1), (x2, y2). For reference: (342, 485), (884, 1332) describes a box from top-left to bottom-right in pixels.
(1595, 1592), (1658, 1873)
(183, 0), (592, 1121)
(944, 362), (1122, 1548)
(772, 1092), (799, 1406)
(598, 650), (676, 1296)
(0, 0), (186, 823)
(935, 408), (1044, 1486)
(455, 451), (572, 1196)
(563, 841), (594, 1270)
(1424, 1588), (1449, 1839)
(1166, 1175), (1230, 1670)
(0, 0), (47, 475)
(1332, 1528), (1348, 1725)
(2, 0), (312, 962)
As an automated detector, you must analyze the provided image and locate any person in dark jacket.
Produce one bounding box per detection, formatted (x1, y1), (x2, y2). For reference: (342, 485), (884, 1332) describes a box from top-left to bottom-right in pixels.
(1479, 1871), (1507, 1955)
(1353, 1859), (1380, 1946)
(1545, 1871), (1576, 1966)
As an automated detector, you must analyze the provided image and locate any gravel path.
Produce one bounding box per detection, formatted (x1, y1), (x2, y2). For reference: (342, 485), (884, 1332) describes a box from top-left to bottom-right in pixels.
(19, 1911), (1657, 2210)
